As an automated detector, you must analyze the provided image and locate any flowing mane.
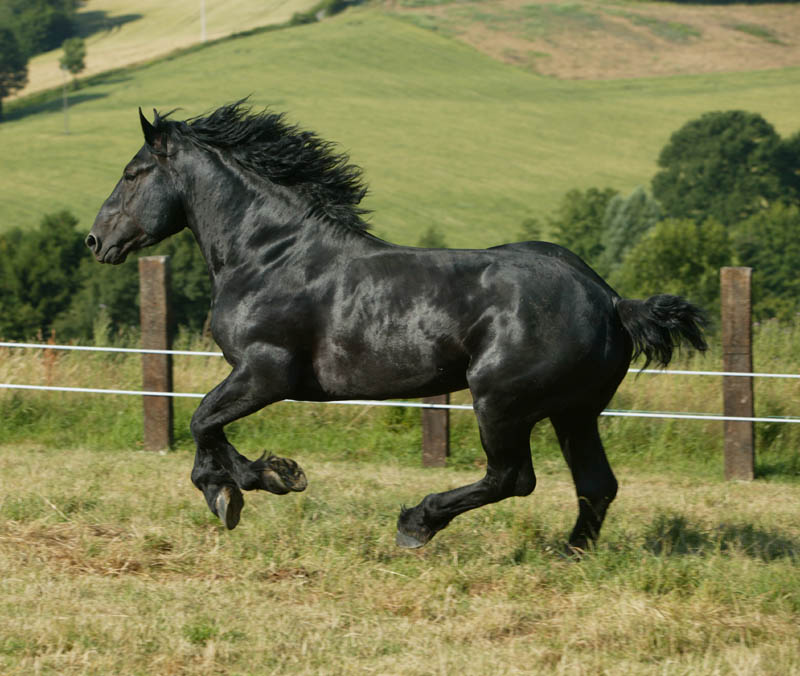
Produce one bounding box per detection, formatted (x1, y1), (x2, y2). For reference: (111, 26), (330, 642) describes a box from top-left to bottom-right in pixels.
(154, 100), (371, 231)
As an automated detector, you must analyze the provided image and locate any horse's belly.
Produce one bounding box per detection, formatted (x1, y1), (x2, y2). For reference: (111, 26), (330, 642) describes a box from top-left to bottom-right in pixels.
(311, 337), (468, 400)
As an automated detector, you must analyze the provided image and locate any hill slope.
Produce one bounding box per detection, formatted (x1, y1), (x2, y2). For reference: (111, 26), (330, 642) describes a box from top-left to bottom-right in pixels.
(2, 11), (799, 247)
(12, 0), (320, 98)
(389, 0), (800, 80)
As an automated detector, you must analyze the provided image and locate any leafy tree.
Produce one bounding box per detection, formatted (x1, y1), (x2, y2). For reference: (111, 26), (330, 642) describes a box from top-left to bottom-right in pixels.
(0, 0), (78, 57)
(59, 35), (84, 87)
(652, 111), (795, 226)
(597, 186), (662, 278)
(550, 187), (618, 264)
(0, 26), (27, 120)
(774, 131), (800, 200)
(732, 202), (800, 320)
(0, 211), (85, 339)
(613, 217), (733, 316)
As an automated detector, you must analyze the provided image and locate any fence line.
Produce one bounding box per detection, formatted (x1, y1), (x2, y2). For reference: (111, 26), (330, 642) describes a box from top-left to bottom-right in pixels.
(1, 382), (799, 425)
(2, 341), (799, 380)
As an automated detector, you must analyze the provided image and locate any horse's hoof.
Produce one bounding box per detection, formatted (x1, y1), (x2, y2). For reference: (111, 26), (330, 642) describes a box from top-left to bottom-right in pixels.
(260, 455), (308, 494)
(215, 485), (244, 530)
(562, 543), (588, 561)
(396, 529), (428, 549)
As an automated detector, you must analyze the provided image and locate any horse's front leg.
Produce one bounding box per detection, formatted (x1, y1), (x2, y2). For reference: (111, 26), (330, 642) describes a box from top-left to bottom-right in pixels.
(190, 362), (307, 529)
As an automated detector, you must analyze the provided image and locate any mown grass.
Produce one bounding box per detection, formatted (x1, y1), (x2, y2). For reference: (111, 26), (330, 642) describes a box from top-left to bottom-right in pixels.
(14, 0), (321, 99)
(2, 10), (800, 248)
(0, 441), (798, 674)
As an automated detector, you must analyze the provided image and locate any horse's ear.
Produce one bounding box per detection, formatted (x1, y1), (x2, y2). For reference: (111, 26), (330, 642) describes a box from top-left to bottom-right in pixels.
(139, 107), (167, 153)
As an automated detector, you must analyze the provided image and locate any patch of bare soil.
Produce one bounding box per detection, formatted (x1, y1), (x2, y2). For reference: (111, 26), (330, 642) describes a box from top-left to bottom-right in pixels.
(389, 0), (800, 79)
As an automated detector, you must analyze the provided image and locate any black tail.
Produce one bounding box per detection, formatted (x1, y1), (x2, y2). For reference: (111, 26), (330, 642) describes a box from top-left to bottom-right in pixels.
(615, 294), (707, 369)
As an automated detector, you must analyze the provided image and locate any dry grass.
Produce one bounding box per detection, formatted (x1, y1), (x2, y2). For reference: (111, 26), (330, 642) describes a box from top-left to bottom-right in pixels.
(392, 0), (800, 80)
(0, 441), (798, 675)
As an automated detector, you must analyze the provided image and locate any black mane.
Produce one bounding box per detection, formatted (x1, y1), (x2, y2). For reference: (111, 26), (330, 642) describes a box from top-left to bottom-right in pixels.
(155, 100), (370, 231)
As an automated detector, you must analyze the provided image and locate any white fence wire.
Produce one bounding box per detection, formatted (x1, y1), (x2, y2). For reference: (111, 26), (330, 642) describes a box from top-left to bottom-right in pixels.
(1, 341), (799, 424)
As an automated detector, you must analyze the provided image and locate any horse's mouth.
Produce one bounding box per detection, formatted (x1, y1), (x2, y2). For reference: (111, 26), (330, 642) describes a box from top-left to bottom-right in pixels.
(97, 244), (130, 265)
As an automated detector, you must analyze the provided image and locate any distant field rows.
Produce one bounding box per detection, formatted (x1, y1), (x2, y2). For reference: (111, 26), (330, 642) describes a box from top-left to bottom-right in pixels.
(2, 11), (800, 247)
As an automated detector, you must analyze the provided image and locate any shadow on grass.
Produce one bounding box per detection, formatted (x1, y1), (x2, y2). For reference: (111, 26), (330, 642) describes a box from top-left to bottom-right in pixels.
(76, 11), (144, 39)
(5, 92), (110, 123)
(643, 513), (798, 561)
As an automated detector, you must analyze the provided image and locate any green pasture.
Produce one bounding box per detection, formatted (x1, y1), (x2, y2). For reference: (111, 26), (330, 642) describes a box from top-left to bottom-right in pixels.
(2, 10), (800, 247)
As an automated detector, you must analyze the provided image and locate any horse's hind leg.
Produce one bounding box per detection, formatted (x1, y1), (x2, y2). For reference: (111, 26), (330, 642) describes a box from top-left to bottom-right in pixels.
(550, 410), (618, 553)
(396, 401), (536, 548)
(190, 364), (307, 529)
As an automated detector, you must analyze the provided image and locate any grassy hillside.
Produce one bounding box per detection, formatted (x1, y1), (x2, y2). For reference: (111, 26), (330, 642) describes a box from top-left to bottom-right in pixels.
(390, 0), (800, 80)
(12, 0), (320, 98)
(2, 10), (800, 247)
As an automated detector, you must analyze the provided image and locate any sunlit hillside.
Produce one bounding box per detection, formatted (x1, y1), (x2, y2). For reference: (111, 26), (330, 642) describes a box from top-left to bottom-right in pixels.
(12, 0), (319, 98)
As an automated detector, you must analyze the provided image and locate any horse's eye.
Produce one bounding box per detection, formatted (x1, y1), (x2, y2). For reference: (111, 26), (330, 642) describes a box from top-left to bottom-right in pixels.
(124, 171), (136, 181)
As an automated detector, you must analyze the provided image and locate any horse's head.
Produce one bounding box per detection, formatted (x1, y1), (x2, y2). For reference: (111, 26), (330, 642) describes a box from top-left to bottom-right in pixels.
(86, 109), (187, 264)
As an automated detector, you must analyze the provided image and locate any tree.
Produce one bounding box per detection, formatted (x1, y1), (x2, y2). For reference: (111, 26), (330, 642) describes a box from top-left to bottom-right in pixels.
(0, 0), (79, 57)
(732, 202), (800, 320)
(0, 26), (27, 120)
(550, 187), (618, 264)
(59, 36), (85, 87)
(597, 186), (662, 279)
(613, 217), (733, 316)
(0, 211), (85, 339)
(652, 111), (795, 226)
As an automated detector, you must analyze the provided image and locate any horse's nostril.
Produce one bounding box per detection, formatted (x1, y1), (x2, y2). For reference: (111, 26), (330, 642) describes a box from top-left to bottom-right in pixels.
(85, 234), (98, 252)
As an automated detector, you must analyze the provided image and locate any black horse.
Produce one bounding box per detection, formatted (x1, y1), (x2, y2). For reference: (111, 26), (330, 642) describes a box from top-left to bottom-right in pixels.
(86, 102), (706, 552)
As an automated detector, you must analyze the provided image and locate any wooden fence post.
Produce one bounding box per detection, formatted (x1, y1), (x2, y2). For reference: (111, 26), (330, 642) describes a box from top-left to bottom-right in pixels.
(720, 267), (754, 481)
(139, 256), (173, 451)
(422, 394), (450, 467)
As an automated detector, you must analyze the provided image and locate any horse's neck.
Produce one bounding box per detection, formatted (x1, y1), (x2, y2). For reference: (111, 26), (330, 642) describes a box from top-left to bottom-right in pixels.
(179, 153), (370, 281)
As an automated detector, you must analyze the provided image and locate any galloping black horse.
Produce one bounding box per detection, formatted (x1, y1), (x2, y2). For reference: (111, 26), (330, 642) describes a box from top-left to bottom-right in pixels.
(87, 102), (706, 552)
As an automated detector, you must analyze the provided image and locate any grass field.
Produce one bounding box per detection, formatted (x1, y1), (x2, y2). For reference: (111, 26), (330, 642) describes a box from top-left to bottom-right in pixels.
(12, 0), (320, 99)
(2, 10), (800, 247)
(0, 442), (798, 674)
(390, 0), (800, 80)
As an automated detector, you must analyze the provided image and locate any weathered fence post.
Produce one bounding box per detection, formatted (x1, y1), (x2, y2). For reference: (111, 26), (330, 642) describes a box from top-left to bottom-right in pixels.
(139, 256), (173, 451)
(422, 394), (450, 467)
(720, 267), (754, 481)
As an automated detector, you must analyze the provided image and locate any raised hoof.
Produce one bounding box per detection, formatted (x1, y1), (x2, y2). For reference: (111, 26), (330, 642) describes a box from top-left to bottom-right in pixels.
(260, 454), (308, 495)
(396, 529), (429, 549)
(215, 485), (244, 530)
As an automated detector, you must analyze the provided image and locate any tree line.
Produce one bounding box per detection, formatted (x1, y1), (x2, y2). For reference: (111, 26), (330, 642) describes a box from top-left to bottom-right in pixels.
(534, 110), (800, 322)
(0, 109), (798, 342)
